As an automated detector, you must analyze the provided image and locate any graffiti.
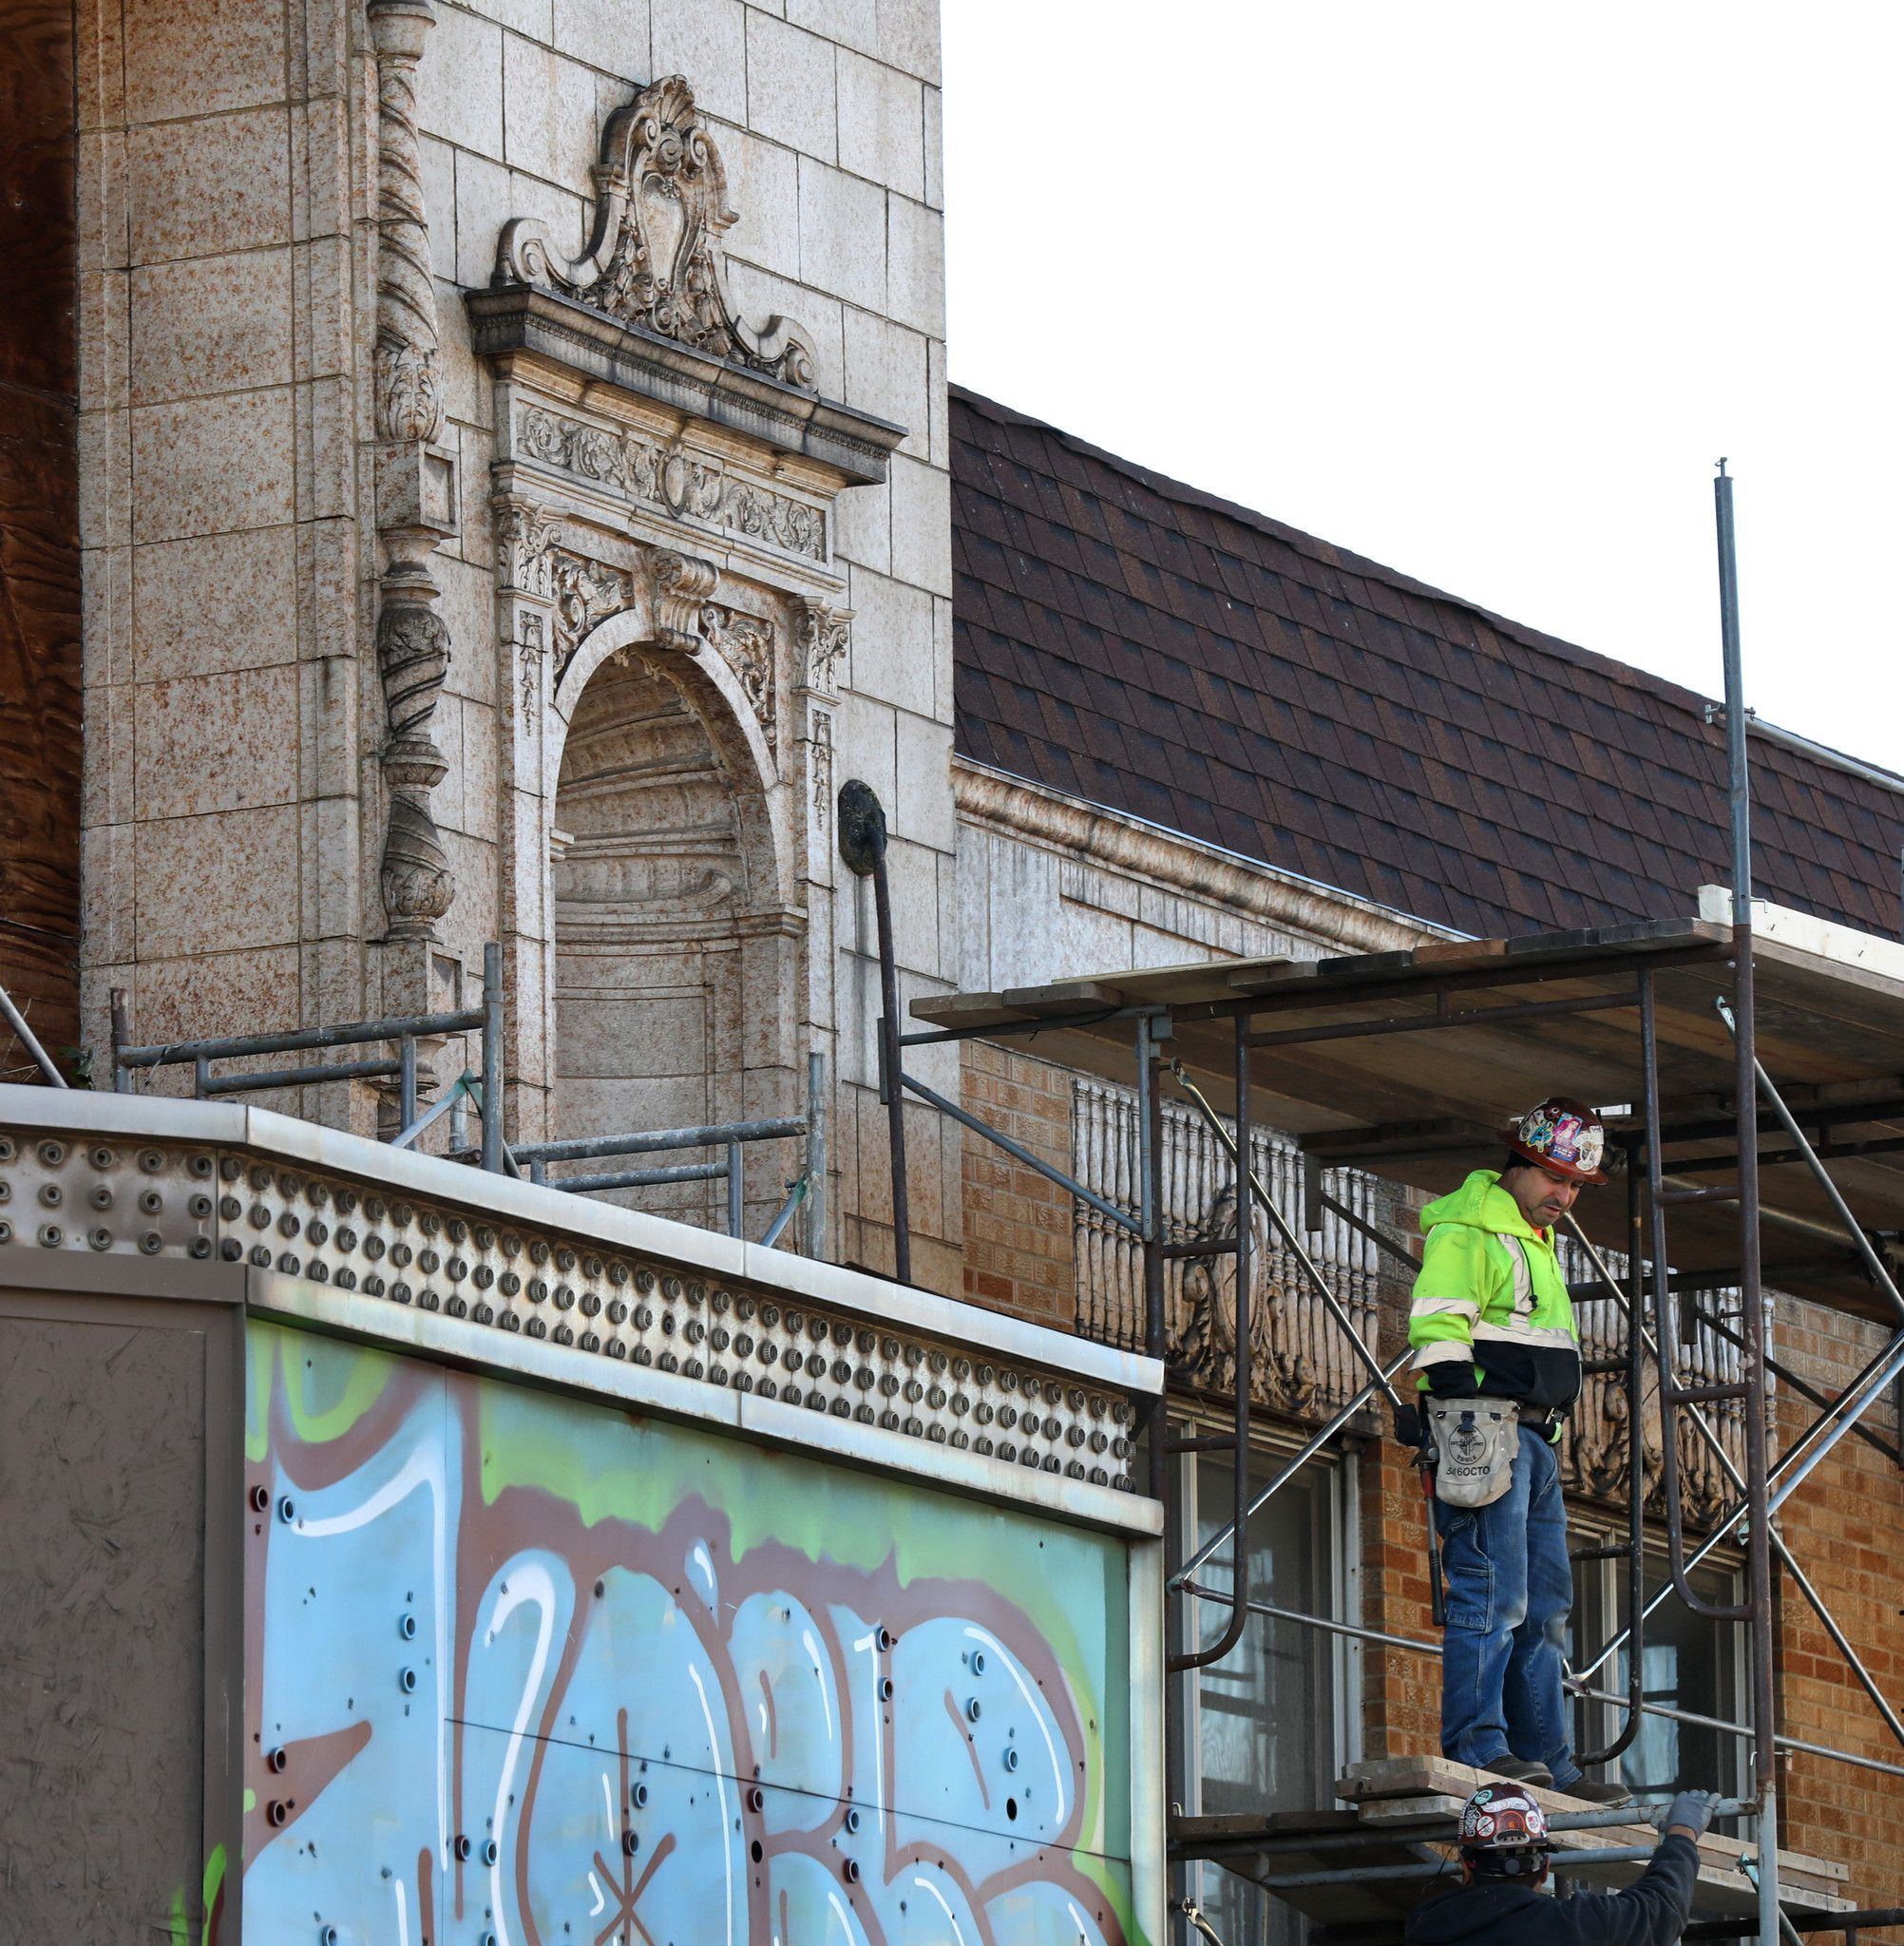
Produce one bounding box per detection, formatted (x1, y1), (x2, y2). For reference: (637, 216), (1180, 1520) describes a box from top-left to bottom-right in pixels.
(242, 1325), (1142, 1944)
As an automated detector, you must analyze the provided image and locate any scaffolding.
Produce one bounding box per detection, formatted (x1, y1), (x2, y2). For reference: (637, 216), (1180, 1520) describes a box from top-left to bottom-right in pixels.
(894, 474), (1904, 1946)
(105, 943), (829, 1254)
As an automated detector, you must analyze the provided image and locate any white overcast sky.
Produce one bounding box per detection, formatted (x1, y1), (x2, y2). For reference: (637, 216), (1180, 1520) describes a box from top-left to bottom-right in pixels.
(940, 2), (1904, 772)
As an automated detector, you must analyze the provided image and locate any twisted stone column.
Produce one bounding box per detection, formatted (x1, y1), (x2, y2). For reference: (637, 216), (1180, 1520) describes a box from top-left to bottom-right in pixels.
(369, 0), (455, 940)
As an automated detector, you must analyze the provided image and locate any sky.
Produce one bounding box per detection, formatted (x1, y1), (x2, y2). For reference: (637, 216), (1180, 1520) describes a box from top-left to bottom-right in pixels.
(940, 2), (1904, 772)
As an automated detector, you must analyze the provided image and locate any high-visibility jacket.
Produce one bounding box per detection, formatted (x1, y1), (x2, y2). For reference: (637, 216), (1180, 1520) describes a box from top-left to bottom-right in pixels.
(1407, 1169), (1582, 1413)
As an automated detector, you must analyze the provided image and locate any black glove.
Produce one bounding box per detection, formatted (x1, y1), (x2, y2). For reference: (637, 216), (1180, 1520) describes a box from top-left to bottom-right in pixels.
(1656, 1789), (1719, 1838)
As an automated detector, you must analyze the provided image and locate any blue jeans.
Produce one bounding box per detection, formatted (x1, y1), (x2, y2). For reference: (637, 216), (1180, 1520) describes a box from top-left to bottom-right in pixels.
(1435, 1421), (1580, 1786)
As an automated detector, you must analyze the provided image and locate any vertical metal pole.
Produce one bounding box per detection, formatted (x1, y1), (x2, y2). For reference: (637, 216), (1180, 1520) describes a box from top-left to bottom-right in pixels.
(1718, 462), (1779, 1946)
(194, 1055), (210, 1099)
(869, 846), (911, 1285)
(727, 1140), (744, 1238)
(481, 941), (504, 1173)
(1580, 1137), (1647, 1767)
(807, 1048), (828, 1261)
(110, 986), (132, 1093)
(1138, 1016), (1167, 1501)
(400, 1034), (418, 1135)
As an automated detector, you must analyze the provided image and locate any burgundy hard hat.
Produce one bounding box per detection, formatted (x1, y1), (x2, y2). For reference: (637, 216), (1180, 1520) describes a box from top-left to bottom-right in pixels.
(1507, 1097), (1608, 1185)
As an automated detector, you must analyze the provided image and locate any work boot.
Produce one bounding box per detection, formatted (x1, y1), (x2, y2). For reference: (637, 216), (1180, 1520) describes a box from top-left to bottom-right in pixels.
(1562, 1777), (1636, 1808)
(1481, 1756), (1553, 1788)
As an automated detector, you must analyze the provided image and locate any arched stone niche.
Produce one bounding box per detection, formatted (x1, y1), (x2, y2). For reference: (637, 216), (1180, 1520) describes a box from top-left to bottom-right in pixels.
(543, 604), (799, 1224)
(470, 71), (904, 1236)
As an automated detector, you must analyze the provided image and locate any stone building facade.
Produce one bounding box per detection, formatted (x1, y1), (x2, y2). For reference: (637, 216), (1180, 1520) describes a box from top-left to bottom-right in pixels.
(4, 0), (1902, 1938)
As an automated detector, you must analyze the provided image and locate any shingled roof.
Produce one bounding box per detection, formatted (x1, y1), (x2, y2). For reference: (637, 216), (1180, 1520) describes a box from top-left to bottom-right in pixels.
(951, 385), (1904, 942)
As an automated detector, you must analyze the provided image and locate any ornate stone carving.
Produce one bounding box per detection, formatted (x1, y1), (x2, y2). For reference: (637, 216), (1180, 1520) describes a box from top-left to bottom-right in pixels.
(648, 549), (719, 653)
(492, 74), (818, 390)
(550, 553), (632, 679)
(699, 602), (775, 735)
(519, 406), (626, 488)
(368, 0), (455, 943)
(796, 601), (850, 697)
(498, 501), (561, 599)
(376, 601), (454, 931)
(512, 403), (828, 564)
(518, 613), (544, 717)
(809, 710), (833, 820)
(369, 0), (444, 445)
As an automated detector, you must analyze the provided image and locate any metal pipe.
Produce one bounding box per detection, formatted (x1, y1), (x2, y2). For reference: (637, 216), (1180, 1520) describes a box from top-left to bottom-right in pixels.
(1171, 1019), (1255, 1675)
(726, 1140), (744, 1236)
(1767, 1328), (1904, 1517)
(399, 1033), (418, 1134)
(1715, 461), (1781, 1946)
(868, 839), (910, 1285)
(0, 980), (67, 1086)
(545, 1161), (729, 1193)
(390, 1073), (471, 1151)
(1707, 704), (1904, 799)
(1138, 1014), (1168, 1506)
(1572, 1154), (1648, 1767)
(1243, 989), (1638, 1051)
(1170, 1061), (1400, 1411)
(480, 942), (504, 1173)
(899, 1067), (1144, 1236)
(1642, 968), (1748, 1621)
(110, 986), (131, 1092)
(806, 1049), (828, 1260)
(200, 1056), (403, 1096)
(1690, 1299), (1902, 1468)
(1171, 1577), (1904, 1779)
(1686, 1913), (1904, 1944)
(1717, 1002), (1904, 1330)
(1317, 1190), (1418, 1274)
(759, 1174), (809, 1250)
(1171, 1346), (1416, 1588)
(1247, 1846), (1666, 1892)
(116, 1002), (484, 1066)
(513, 1116), (806, 1164)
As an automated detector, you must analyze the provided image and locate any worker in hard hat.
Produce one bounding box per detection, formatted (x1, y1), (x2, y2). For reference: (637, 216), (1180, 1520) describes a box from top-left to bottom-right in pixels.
(1407, 1097), (1631, 1805)
(1404, 1783), (1719, 1946)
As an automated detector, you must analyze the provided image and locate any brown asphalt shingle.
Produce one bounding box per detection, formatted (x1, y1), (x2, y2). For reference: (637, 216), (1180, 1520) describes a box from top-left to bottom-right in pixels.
(951, 386), (1904, 939)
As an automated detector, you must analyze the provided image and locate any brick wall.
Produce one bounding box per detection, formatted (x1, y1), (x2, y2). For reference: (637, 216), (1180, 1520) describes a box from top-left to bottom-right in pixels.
(958, 1040), (1075, 1329)
(1768, 1295), (1904, 1892)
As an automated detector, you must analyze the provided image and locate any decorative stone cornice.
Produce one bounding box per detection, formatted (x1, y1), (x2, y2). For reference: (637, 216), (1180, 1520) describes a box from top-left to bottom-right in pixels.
(470, 284), (905, 487)
(953, 757), (1457, 958)
(493, 76), (816, 390)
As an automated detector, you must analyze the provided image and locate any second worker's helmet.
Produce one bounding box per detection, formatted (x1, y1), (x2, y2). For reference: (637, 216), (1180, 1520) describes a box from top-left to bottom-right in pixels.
(1507, 1097), (1609, 1185)
(1457, 1784), (1553, 1886)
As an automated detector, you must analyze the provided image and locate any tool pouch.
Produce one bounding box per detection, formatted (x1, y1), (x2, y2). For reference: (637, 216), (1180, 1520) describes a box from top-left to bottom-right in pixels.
(1427, 1396), (1520, 1508)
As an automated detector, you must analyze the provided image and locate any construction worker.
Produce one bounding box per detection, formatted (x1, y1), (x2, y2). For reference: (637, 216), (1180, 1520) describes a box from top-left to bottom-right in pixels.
(1408, 1097), (1632, 1804)
(1404, 1783), (1719, 1946)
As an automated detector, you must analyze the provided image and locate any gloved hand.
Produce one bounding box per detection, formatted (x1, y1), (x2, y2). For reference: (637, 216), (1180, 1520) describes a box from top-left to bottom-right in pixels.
(1656, 1789), (1719, 1838)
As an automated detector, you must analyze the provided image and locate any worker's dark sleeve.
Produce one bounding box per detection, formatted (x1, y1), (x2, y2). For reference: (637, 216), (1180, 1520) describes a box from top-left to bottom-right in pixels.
(1552, 1834), (1702, 1946)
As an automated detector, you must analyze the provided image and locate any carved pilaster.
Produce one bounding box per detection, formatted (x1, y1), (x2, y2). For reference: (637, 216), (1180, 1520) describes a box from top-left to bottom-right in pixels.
(795, 600), (850, 699)
(369, 0), (455, 944)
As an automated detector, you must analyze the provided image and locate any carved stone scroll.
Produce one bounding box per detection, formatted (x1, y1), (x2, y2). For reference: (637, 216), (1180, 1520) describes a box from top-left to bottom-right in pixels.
(648, 549), (719, 653)
(699, 602), (775, 737)
(369, 0), (455, 939)
(491, 75), (819, 391)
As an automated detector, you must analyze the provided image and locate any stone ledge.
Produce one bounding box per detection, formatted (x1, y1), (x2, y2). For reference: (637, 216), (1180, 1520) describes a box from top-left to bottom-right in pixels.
(467, 284), (906, 487)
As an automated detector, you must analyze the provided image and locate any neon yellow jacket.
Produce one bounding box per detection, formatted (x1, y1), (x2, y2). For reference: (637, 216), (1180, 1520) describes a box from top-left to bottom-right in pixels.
(1408, 1170), (1582, 1413)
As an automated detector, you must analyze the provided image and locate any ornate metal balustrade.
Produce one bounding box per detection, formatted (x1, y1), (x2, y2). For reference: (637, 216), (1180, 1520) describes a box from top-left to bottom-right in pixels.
(1559, 1231), (1747, 1527)
(1073, 1078), (1380, 1420)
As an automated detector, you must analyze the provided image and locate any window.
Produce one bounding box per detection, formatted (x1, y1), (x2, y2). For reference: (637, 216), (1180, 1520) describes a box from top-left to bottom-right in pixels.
(1571, 1546), (1746, 1800)
(1180, 1449), (1357, 1946)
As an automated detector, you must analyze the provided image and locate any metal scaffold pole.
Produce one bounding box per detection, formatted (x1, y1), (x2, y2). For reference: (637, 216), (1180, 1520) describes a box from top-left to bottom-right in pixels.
(1717, 461), (1780, 1946)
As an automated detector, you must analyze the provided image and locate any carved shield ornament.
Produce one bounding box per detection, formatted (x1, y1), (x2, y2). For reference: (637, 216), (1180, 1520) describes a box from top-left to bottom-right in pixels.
(492, 75), (818, 390)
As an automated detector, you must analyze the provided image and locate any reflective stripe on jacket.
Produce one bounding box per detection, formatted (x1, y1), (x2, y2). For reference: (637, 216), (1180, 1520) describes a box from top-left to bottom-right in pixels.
(1407, 1169), (1582, 1412)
